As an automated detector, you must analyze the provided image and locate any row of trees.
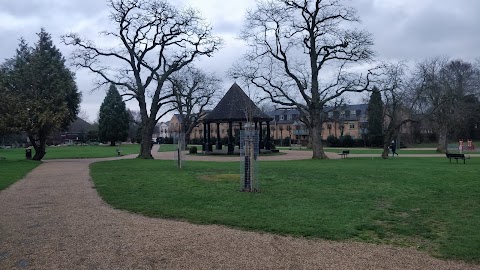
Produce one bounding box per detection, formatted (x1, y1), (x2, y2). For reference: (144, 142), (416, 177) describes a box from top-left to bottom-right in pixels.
(366, 59), (480, 158)
(60, 0), (377, 160)
(95, 68), (220, 147)
(3, 0), (477, 160)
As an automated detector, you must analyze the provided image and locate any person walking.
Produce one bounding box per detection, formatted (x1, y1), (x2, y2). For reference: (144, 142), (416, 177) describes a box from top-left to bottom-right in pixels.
(390, 140), (398, 157)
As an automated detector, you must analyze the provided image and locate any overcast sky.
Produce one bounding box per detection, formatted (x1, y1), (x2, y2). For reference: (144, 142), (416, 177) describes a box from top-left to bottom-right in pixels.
(1, 0), (479, 123)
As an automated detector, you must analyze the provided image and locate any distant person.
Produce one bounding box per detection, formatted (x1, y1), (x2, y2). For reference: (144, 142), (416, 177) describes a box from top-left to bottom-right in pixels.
(390, 140), (398, 157)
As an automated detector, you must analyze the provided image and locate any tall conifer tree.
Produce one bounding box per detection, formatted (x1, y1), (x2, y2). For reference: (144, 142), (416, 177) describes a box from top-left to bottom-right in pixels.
(98, 84), (129, 146)
(1, 29), (81, 160)
(367, 87), (384, 147)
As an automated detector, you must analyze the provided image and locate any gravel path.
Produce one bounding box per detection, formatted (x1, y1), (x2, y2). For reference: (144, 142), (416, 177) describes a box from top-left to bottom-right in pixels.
(1, 150), (479, 269)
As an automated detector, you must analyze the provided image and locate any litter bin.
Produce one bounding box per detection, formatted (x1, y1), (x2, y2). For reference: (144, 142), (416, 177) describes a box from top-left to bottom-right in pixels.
(25, 148), (32, 160)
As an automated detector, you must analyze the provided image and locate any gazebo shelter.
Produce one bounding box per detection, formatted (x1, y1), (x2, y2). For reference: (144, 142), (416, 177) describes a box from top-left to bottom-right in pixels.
(202, 83), (273, 154)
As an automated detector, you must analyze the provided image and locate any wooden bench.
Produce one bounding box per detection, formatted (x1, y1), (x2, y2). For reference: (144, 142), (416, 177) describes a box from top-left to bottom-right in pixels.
(338, 150), (350, 159)
(116, 149), (122, 156)
(446, 153), (469, 164)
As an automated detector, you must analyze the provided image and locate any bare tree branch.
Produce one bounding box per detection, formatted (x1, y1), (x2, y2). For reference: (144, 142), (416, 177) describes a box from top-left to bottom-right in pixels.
(62, 0), (221, 158)
(230, 0), (375, 158)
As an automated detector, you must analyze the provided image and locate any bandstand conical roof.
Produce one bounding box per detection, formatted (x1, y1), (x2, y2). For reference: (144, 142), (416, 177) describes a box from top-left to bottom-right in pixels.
(203, 83), (273, 123)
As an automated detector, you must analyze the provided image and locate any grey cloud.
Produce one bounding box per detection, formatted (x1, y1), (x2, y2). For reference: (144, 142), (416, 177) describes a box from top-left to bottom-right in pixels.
(353, 0), (480, 61)
(2, 0), (479, 122)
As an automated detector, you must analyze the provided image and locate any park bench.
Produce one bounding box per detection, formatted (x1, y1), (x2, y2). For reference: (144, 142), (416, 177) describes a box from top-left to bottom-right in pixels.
(338, 150), (350, 159)
(116, 149), (122, 156)
(445, 153), (469, 164)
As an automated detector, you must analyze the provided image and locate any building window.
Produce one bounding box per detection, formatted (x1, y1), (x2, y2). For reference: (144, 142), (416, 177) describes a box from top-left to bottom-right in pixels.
(349, 124), (355, 129)
(328, 111), (333, 117)
(351, 110), (356, 116)
(340, 111), (345, 117)
(287, 114), (292, 120)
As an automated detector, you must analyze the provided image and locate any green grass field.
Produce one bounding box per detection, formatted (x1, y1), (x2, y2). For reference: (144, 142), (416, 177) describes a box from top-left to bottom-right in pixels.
(323, 148), (440, 154)
(0, 144), (140, 191)
(0, 144), (140, 160)
(0, 160), (41, 191)
(158, 144), (203, 152)
(90, 158), (480, 262)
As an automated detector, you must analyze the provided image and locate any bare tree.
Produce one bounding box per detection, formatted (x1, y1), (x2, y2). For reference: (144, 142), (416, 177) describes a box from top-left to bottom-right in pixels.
(63, 0), (221, 158)
(376, 62), (419, 158)
(231, 0), (375, 159)
(168, 66), (220, 143)
(416, 58), (480, 152)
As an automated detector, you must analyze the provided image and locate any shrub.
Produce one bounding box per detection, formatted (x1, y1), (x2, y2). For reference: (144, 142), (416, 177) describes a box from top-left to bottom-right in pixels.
(341, 135), (354, 147)
(282, 137), (291, 146)
(189, 146), (198, 154)
(354, 139), (366, 147)
(163, 137), (174, 144)
(191, 138), (203, 145)
(327, 135), (340, 147)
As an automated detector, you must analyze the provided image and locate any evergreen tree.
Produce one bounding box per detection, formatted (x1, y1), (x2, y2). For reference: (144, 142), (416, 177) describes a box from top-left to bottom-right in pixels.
(367, 87), (384, 147)
(1, 29), (81, 160)
(98, 84), (129, 146)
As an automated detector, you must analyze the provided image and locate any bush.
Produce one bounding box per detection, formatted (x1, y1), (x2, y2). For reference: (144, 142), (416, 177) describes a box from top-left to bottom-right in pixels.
(282, 137), (291, 146)
(354, 138), (366, 147)
(190, 138), (203, 145)
(189, 146), (198, 154)
(341, 135), (354, 147)
(327, 135), (340, 147)
(163, 137), (174, 144)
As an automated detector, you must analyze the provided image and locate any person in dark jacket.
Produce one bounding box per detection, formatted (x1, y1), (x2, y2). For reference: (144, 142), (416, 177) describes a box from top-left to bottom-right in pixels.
(390, 140), (398, 156)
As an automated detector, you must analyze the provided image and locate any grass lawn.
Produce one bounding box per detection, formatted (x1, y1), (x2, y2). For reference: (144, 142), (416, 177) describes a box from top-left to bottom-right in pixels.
(91, 158), (480, 262)
(323, 148), (439, 155)
(158, 144), (202, 152)
(0, 144), (140, 190)
(0, 144), (140, 160)
(275, 147), (439, 154)
(0, 160), (40, 191)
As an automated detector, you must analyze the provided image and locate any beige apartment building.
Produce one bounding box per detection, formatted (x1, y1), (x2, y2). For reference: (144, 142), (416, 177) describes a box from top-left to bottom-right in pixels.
(167, 104), (370, 144)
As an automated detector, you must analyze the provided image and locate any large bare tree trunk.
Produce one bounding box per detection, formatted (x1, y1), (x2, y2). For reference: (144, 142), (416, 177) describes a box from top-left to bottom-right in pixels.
(138, 119), (154, 159)
(436, 126), (448, 153)
(382, 137), (391, 159)
(311, 124), (328, 159)
(382, 128), (395, 159)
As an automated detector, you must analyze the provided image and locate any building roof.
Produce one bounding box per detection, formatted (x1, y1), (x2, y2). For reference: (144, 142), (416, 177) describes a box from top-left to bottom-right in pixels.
(328, 104), (368, 121)
(203, 83), (273, 123)
(68, 118), (92, 133)
(266, 104), (369, 123)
